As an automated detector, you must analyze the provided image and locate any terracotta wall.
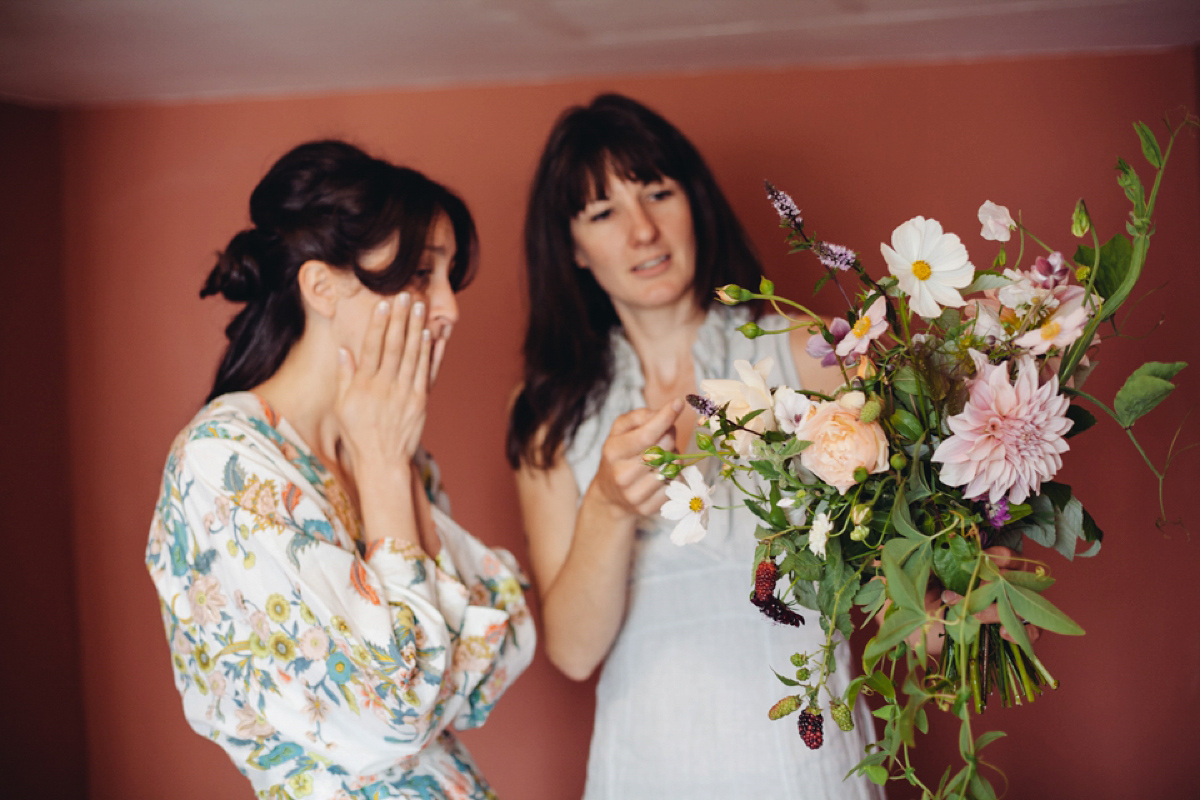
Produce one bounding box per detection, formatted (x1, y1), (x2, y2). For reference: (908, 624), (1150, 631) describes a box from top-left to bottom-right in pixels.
(0, 103), (87, 795)
(40, 47), (1200, 798)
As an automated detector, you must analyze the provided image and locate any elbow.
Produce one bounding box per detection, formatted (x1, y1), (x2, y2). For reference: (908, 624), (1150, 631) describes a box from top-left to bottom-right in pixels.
(544, 637), (602, 682)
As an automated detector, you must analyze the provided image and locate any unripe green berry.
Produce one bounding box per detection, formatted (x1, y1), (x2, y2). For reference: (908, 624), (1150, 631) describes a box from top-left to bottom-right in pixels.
(859, 398), (881, 424)
(889, 452), (908, 470)
(830, 700), (855, 732)
(795, 668), (810, 681)
(768, 695), (802, 720)
(790, 653), (807, 668)
(853, 466), (869, 483)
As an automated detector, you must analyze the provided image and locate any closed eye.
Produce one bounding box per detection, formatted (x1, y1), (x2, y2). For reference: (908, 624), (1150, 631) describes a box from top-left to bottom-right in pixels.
(587, 208), (613, 223)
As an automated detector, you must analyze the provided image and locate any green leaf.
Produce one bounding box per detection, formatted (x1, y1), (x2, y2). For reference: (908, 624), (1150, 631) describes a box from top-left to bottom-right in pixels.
(853, 577), (885, 608)
(1134, 121), (1163, 168)
(889, 491), (925, 540)
(1073, 234), (1132, 303)
(1064, 404), (1096, 439)
(881, 543), (921, 612)
(969, 771), (1000, 800)
(975, 730), (1007, 752)
(1113, 362), (1187, 427)
(995, 590), (1036, 656)
(865, 670), (896, 701)
(1003, 571), (1055, 592)
(865, 608), (924, 662)
(772, 668), (800, 687)
(1005, 582), (1085, 636)
(1115, 157), (1147, 216)
(932, 535), (978, 595)
(962, 580), (1002, 616)
(963, 270), (1011, 294)
(889, 408), (925, 442)
(787, 547), (823, 582)
(864, 766), (889, 786)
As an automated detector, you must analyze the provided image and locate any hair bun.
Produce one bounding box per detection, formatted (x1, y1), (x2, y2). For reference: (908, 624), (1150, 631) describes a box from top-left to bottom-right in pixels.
(201, 229), (276, 302)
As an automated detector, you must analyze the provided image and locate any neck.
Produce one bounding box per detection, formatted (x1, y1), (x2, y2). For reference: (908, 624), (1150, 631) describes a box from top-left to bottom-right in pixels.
(613, 299), (708, 387)
(252, 332), (343, 463)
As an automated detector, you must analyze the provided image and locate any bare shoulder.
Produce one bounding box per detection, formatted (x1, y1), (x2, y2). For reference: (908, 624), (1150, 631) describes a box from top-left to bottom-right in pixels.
(787, 320), (845, 395)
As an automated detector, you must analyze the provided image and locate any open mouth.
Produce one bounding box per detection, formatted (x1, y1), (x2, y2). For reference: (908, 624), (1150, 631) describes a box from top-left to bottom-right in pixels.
(632, 254), (669, 272)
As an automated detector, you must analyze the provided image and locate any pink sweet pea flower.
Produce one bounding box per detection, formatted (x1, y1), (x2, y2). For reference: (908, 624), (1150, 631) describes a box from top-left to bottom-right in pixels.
(806, 318), (855, 367)
(978, 201), (1016, 242)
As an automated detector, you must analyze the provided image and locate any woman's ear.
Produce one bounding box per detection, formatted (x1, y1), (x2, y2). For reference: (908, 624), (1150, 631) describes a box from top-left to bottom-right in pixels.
(297, 260), (340, 319)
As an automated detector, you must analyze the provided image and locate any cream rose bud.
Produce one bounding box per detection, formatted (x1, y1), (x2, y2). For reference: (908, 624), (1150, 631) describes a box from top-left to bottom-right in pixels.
(795, 398), (890, 494)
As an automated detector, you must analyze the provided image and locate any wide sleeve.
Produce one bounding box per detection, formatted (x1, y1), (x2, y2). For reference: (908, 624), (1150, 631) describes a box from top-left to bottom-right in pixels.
(147, 424), (528, 779)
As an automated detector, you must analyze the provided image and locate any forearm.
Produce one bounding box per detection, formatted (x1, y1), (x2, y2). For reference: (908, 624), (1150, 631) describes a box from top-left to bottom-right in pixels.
(355, 460), (421, 547)
(540, 487), (639, 681)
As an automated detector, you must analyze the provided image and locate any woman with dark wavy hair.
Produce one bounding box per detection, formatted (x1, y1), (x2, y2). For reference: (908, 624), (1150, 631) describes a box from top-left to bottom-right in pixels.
(507, 95), (881, 799)
(147, 140), (533, 799)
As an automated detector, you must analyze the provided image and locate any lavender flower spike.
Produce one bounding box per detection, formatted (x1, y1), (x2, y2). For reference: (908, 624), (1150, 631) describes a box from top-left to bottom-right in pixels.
(764, 180), (803, 230)
(815, 242), (857, 272)
(686, 393), (719, 418)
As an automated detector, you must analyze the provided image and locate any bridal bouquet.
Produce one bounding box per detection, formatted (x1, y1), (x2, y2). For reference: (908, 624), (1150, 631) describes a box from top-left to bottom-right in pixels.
(649, 114), (1195, 799)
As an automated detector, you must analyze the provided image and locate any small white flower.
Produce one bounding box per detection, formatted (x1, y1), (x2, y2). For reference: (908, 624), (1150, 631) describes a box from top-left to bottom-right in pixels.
(661, 465), (713, 546)
(773, 385), (814, 435)
(881, 216), (974, 318)
(808, 512), (833, 558)
(978, 200), (1015, 242)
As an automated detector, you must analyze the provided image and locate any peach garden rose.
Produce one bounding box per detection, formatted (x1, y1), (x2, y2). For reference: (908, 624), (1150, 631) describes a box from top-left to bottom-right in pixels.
(795, 391), (889, 494)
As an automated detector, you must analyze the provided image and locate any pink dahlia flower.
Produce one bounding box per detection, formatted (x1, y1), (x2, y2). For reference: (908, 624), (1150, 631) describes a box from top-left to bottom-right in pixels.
(932, 353), (1072, 504)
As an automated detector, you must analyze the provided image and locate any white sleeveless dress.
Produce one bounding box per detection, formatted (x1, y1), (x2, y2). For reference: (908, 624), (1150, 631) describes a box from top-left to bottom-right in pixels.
(565, 306), (885, 800)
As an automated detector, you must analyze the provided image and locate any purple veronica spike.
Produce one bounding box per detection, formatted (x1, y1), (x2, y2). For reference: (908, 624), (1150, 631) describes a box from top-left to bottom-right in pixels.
(764, 180), (803, 230)
(815, 242), (857, 271)
(686, 393), (718, 418)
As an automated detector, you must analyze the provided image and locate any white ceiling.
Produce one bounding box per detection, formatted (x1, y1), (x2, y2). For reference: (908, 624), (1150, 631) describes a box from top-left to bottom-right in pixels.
(1, 0), (1198, 107)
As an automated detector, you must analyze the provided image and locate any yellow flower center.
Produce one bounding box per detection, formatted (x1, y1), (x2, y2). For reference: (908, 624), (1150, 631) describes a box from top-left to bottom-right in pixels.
(851, 317), (871, 337)
(1040, 320), (1062, 340)
(911, 260), (932, 281)
(688, 496), (705, 512)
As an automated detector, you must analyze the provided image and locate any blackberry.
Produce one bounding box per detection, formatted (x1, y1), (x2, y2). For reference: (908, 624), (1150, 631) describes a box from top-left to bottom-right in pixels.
(797, 709), (824, 750)
(829, 701), (855, 732)
(754, 560), (779, 603)
(752, 593), (805, 626)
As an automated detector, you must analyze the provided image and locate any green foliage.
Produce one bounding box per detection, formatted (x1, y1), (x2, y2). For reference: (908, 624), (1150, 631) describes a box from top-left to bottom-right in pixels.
(1113, 361), (1186, 428)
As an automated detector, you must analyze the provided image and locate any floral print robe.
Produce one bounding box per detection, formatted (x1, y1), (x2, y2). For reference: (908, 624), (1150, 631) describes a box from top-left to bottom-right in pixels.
(146, 393), (535, 799)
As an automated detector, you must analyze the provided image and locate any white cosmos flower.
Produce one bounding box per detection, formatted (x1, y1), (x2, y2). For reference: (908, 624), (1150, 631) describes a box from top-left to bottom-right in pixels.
(773, 385), (814, 435)
(661, 465), (713, 546)
(881, 216), (975, 318)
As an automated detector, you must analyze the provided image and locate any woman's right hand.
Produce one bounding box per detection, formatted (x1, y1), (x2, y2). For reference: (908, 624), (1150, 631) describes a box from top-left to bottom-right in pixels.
(335, 292), (432, 477)
(588, 400), (684, 519)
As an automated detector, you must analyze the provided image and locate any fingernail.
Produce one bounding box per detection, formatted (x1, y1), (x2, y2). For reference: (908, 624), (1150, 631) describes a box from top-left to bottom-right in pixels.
(422, 329), (431, 340)
(338, 348), (349, 364)
(376, 300), (390, 315)
(941, 590), (960, 604)
(413, 301), (425, 316)
(398, 292), (411, 306)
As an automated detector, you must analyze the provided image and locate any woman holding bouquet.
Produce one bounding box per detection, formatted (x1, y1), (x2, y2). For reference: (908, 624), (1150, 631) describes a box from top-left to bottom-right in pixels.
(507, 94), (882, 799)
(146, 140), (534, 799)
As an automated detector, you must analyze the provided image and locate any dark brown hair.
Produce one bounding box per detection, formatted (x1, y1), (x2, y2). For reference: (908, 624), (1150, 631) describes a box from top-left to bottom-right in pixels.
(506, 94), (763, 469)
(201, 140), (476, 402)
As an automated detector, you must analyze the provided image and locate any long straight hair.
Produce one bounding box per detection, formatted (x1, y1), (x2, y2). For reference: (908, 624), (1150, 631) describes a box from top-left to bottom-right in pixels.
(201, 140), (476, 403)
(506, 94), (763, 469)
